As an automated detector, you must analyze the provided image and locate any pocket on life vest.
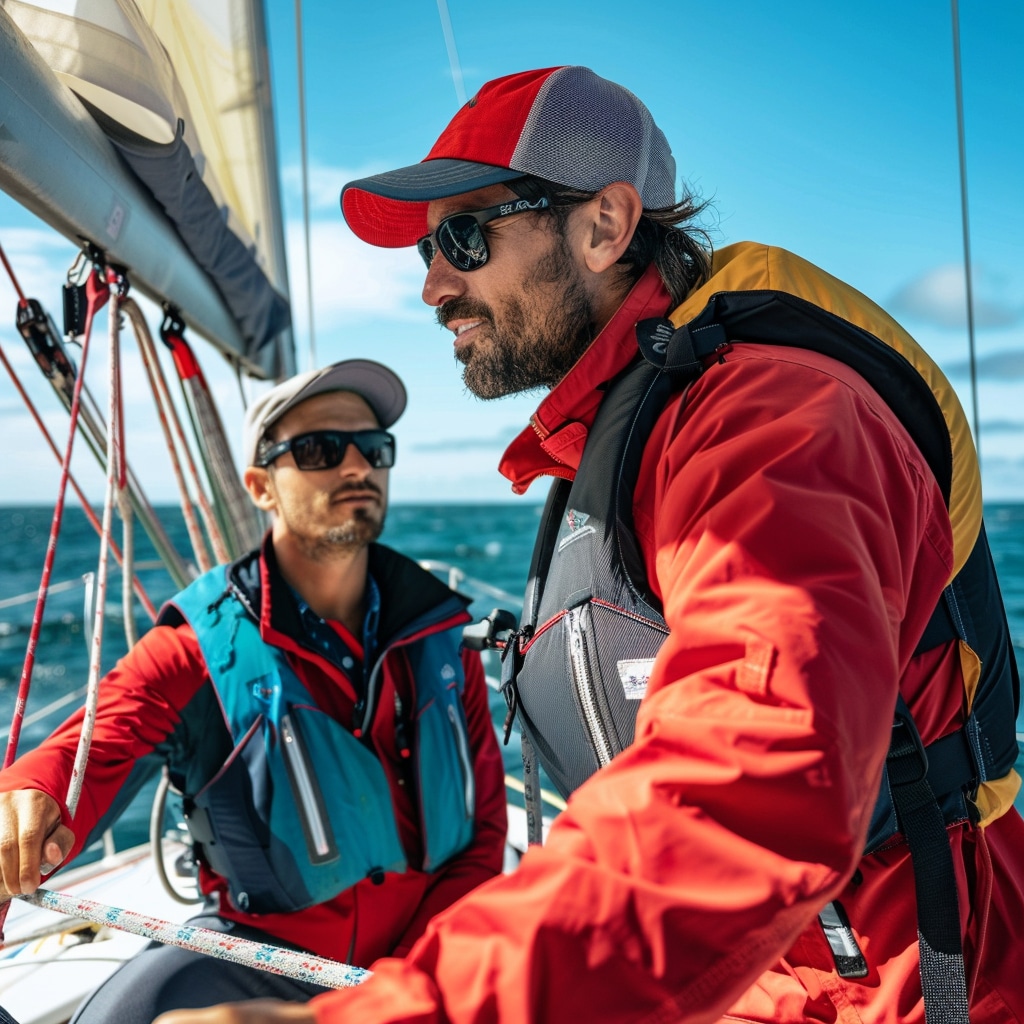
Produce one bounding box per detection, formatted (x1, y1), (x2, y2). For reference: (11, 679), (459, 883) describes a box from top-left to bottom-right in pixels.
(278, 703), (408, 897)
(415, 695), (476, 871)
(188, 714), (306, 914)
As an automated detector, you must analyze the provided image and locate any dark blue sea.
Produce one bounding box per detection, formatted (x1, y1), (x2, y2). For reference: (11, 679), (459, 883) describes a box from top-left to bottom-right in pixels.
(1, 502), (1023, 859)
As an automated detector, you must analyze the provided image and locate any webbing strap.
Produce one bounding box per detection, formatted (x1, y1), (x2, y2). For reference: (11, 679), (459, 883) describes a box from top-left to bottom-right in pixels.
(887, 704), (970, 1023)
(520, 731), (545, 847)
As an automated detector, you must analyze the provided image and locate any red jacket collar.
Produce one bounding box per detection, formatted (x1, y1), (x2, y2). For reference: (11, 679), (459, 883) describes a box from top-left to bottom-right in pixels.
(498, 264), (672, 494)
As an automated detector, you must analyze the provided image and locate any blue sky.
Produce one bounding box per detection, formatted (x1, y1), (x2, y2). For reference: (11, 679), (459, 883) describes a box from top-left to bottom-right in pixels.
(1, 0), (1022, 504)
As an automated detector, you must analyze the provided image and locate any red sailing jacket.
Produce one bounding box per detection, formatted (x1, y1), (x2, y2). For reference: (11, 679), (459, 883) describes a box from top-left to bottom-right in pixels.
(306, 251), (1024, 1023)
(0, 540), (507, 967)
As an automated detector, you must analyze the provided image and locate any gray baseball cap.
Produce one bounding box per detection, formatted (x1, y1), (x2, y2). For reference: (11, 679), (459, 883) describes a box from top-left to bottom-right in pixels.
(243, 359), (407, 467)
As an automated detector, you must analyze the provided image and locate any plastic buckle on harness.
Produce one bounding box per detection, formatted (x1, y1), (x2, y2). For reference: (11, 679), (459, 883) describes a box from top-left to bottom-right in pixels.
(498, 625), (531, 745)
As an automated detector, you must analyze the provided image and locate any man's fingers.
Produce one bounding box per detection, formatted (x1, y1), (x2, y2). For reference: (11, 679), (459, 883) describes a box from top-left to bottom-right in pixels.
(154, 1000), (316, 1024)
(0, 790), (66, 896)
(39, 824), (75, 874)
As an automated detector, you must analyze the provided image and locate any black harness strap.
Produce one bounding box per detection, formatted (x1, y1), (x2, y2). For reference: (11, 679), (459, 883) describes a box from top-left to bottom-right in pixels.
(888, 699), (970, 1023)
(643, 308), (976, 1020)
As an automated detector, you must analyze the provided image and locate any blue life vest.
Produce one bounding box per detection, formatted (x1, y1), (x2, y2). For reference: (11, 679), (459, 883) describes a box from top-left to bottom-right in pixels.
(169, 564), (476, 915)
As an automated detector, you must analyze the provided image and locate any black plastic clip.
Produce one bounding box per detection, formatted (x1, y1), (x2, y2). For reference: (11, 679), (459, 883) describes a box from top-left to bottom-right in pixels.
(16, 298), (77, 398)
(462, 608), (518, 651)
(160, 303), (187, 345)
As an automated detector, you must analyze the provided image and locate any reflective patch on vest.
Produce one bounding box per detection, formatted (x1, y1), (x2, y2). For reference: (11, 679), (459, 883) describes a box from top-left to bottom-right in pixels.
(558, 508), (595, 551)
(441, 662), (456, 681)
(618, 658), (655, 699)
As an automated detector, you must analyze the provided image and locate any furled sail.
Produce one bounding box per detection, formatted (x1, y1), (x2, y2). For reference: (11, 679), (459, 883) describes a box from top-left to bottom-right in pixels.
(0, 0), (293, 378)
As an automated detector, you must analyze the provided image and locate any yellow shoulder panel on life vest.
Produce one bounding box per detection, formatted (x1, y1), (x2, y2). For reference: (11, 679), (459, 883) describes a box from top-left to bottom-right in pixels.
(670, 242), (982, 579)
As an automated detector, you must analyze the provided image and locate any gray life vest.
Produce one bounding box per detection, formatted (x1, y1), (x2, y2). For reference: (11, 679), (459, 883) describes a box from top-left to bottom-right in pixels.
(499, 282), (1020, 1018)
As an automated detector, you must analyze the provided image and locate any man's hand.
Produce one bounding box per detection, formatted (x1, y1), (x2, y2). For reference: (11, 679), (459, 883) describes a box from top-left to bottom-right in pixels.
(0, 789), (74, 900)
(154, 1001), (316, 1024)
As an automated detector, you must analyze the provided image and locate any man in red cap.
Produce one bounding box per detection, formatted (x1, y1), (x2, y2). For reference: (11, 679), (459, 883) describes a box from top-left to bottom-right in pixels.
(0, 361), (506, 1024)
(159, 66), (1023, 1024)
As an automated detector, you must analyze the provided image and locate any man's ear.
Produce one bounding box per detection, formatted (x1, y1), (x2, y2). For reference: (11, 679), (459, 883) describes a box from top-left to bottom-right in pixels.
(580, 182), (643, 274)
(243, 466), (277, 512)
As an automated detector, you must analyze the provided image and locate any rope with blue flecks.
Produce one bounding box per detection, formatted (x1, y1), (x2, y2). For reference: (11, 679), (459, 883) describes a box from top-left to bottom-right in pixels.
(16, 888), (371, 989)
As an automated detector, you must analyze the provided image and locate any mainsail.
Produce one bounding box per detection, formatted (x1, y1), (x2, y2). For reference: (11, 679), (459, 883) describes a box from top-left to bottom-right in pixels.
(0, 0), (293, 379)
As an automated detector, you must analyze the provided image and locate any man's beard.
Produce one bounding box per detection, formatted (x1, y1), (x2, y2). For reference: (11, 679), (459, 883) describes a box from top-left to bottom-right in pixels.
(295, 481), (386, 558)
(440, 238), (596, 400)
(322, 506), (385, 550)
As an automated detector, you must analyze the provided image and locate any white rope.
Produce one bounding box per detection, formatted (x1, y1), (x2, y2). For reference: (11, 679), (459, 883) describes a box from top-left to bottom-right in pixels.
(119, 487), (138, 650)
(65, 280), (122, 817)
(17, 888), (371, 989)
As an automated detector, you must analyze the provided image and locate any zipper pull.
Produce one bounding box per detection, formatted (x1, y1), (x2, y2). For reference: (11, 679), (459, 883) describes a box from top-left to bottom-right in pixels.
(394, 692), (411, 759)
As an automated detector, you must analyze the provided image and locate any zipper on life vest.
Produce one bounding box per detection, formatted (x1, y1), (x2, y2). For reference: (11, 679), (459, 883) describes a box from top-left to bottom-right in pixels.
(447, 704), (476, 820)
(566, 606), (614, 767)
(280, 712), (338, 863)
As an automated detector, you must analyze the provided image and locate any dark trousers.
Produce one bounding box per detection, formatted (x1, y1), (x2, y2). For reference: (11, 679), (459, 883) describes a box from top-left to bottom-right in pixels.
(70, 914), (330, 1024)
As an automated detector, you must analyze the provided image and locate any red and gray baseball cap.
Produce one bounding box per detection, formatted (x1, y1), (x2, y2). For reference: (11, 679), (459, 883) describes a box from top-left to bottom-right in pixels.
(341, 66), (677, 249)
(243, 359), (406, 467)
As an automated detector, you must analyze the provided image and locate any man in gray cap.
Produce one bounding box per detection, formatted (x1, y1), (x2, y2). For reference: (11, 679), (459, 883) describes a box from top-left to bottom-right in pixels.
(0, 360), (507, 1024)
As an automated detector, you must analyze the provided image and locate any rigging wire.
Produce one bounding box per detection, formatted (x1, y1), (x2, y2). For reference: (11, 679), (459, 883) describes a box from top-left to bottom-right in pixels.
(951, 0), (981, 461)
(126, 299), (229, 568)
(436, 0), (468, 105)
(294, 0), (317, 370)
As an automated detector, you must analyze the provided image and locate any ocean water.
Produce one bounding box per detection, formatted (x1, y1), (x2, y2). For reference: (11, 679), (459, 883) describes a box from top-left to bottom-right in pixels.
(1, 502), (1022, 858)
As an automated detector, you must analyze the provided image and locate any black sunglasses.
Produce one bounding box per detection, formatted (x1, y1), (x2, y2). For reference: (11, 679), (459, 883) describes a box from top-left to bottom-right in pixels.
(257, 429), (396, 471)
(417, 197), (550, 272)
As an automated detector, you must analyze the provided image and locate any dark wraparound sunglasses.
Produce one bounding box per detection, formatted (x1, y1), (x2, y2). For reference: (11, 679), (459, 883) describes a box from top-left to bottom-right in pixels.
(257, 429), (396, 470)
(417, 197), (550, 272)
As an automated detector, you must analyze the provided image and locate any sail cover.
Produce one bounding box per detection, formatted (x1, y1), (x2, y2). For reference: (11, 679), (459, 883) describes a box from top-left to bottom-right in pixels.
(2, 0), (291, 367)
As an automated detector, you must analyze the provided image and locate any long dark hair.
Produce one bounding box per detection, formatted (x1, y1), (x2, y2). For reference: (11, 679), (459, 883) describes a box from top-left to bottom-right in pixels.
(509, 175), (713, 307)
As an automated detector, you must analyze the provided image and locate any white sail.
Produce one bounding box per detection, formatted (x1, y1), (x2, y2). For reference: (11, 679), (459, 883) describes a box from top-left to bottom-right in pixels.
(0, 0), (293, 378)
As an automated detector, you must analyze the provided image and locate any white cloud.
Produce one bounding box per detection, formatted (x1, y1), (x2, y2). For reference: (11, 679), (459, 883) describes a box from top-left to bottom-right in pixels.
(281, 161), (395, 212)
(0, 228), (82, 313)
(411, 427), (521, 452)
(889, 265), (1022, 329)
(284, 217), (426, 332)
(947, 349), (1024, 381)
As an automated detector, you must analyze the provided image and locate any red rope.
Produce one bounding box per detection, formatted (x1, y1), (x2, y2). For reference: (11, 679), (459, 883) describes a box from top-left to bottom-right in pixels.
(0, 238), (27, 303)
(0, 342), (158, 621)
(3, 266), (109, 770)
(0, 258), (108, 942)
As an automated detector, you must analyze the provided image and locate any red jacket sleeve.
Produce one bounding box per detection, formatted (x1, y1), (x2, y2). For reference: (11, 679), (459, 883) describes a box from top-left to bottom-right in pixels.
(0, 624), (207, 860)
(391, 647), (507, 955)
(310, 347), (954, 1023)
